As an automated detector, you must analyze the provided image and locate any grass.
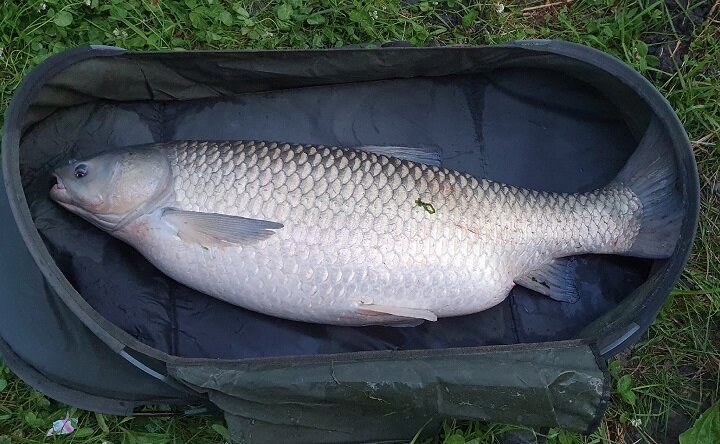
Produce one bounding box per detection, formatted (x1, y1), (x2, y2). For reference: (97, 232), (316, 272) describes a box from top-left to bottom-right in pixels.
(1, 0), (719, 442)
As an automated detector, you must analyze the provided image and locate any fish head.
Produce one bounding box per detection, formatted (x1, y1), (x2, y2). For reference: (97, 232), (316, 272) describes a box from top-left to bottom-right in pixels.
(50, 147), (172, 231)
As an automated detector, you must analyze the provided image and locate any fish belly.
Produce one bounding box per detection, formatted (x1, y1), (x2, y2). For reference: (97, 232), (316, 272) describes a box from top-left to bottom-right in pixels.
(132, 217), (515, 325)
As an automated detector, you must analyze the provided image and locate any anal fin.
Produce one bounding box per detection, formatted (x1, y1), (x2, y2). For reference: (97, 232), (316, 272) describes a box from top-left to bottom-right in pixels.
(357, 303), (438, 324)
(514, 257), (580, 303)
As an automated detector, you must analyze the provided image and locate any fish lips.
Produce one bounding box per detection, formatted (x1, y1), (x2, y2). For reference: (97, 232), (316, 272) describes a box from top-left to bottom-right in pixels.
(49, 173), (73, 206)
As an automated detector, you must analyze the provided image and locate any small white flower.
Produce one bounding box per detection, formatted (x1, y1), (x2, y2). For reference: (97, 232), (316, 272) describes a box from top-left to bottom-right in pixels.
(0, 47), (4, 60)
(84, 0), (90, 5)
(39, 3), (47, 11)
(630, 418), (642, 427)
(122, 30), (128, 38)
(113, 28), (121, 37)
(495, 3), (505, 13)
(371, 10), (378, 20)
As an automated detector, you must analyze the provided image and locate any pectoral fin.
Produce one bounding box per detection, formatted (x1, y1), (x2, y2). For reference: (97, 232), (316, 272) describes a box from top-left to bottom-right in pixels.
(357, 303), (438, 323)
(161, 208), (283, 246)
(356, 145), (442, 166)
(514, 257), (580, 303)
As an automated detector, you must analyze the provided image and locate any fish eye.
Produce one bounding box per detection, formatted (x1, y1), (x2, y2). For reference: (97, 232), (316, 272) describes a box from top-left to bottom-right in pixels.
(74, 164), (89, 179)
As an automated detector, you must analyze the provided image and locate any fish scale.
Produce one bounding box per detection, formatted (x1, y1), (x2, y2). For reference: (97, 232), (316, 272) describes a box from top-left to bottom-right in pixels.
(100, 139), (645, 325)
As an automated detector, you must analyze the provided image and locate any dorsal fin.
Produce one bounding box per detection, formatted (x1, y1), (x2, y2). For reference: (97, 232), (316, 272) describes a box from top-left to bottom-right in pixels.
(355, 145), (442, 166)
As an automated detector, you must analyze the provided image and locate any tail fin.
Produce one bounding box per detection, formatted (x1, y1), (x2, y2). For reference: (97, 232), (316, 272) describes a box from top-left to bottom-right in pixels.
(612, 117), (683, 258)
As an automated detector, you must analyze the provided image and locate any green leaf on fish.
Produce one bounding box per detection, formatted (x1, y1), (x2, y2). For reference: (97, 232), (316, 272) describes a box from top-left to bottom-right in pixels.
(415, 197), (436, 215)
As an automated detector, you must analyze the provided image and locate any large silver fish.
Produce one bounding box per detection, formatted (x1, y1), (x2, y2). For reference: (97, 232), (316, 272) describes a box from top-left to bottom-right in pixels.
(50, 119), (681, 326)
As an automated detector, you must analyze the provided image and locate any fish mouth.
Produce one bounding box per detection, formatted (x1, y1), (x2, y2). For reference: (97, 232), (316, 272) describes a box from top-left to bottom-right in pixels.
(49, 173), (72, 205)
